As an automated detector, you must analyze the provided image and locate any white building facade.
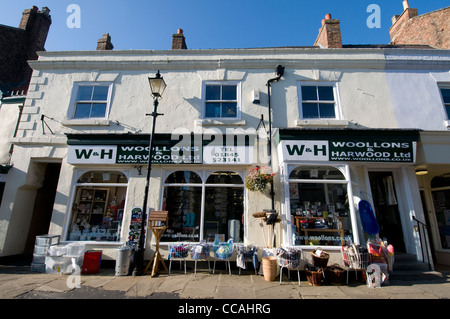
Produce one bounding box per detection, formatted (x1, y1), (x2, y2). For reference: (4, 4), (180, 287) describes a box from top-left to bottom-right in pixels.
(0, 45), (449, 268)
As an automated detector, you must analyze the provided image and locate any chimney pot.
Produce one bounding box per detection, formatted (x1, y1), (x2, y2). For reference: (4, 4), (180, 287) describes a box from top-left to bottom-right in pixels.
(178, 28), (183, 35)
(403, 0), (410, 10)
(325, 13), (332, 20)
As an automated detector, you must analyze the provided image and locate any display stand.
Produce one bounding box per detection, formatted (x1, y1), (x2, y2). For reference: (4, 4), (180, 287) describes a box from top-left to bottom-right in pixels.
(144, 211), (169, 277)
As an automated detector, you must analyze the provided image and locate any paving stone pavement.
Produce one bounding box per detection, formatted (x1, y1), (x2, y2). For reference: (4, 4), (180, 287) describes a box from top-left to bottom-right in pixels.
(1, 262), (448, 316)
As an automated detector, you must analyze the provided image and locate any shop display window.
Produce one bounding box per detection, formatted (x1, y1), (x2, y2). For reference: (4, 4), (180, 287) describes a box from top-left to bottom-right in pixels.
(162, 170), (244, 243)
(431, 177), (450, 250)
(288, 165), (353, 247)
(68, 170), (127, 242)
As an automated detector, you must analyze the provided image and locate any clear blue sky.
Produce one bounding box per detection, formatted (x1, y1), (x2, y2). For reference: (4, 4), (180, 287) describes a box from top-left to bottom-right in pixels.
(1, 0), (448, 51)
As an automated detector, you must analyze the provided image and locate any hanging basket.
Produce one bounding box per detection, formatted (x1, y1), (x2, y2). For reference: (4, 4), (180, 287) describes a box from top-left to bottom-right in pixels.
(245, 167), (274, 193)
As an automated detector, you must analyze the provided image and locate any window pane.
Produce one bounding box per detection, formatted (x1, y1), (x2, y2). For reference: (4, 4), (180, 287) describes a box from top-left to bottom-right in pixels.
(206, 171), (243, 184)
(78, 171), (128, 183)
(290, 182), (351, 246)
(76, 86), (93, 101)
(74, 103), (91, 119)
(205, 102), (221, 118)
(319, 103), (336, 118)
(69, 172), (127, 242)
(221, 102), (237, 118)
(92, 86), (109, 101)
(289, 166), (345, 180)
(301, 86), (317, 101)
(441, 88), (450, 104)
(90, 103), (107, 118)
(204, 187), (244, 243)
(161, 186), (202, 242)
(205, 85), (220, 100)
(222, 85), (237, 100)
(302, 103), (319, 119)
(446, 106), (450, 119)
(318, 86), (334, 101)
(165, 171), (202, 184)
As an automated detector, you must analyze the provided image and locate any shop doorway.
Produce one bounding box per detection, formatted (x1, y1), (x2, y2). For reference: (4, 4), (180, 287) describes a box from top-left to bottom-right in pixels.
(24, 163), (61, 255)
(368, 171), (406, 252)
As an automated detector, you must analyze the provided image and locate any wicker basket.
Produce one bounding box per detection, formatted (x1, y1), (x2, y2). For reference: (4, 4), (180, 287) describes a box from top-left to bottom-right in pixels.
(305, 266), (325, 286)
(312, 249), (329, 268)
(252, 212), (266, 218)
(326, 264), (346, 285)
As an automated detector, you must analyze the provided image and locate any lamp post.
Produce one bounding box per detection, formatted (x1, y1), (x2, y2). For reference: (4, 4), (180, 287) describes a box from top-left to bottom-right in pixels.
(132, 71), (166, 276)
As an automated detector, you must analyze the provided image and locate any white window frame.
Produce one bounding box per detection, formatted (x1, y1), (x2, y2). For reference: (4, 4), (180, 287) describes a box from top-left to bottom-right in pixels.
(63, 169), (129, 245)
(68, 82), (113, 120)
(282, 163), (359, 250)
(160, 169), (246, 244)
(201, 81), (241, 119)
(438, 85), (450, 119)
(298, 82), (342, 120)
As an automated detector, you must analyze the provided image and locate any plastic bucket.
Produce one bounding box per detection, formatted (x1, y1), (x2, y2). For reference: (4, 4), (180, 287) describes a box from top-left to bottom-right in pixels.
(262, 256), (278, 281)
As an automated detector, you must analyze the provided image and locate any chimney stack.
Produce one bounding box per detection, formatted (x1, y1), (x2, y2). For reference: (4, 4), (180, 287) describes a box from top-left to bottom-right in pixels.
(314, 14), (342, 48)
(172, 29), (187, 50)
(390, 1), (418, 43)
(97, 33), (114, 50)
(18, 6), (52, 59)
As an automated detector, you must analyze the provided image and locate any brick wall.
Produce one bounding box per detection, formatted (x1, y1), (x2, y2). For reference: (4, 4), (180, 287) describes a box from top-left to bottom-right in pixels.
(390, 7), (450, 49)
(0, 26), (27, 92)
(0, 6), (51, 95)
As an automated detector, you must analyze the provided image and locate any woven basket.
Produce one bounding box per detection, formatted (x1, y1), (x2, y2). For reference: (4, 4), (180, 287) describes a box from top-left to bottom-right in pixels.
(252, 212), (266, 218)
(312, 250), (329, 268)
(305, 268), (324, 286)
(326, 264), (346, 285)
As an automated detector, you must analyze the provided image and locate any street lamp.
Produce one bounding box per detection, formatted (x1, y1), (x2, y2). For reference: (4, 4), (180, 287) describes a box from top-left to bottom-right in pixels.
(132, 71), (166, 276)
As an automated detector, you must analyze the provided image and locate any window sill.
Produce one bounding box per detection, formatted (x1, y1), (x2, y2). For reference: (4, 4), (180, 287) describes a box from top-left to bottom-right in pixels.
(444, 120), (450, 129)
(295, 119), (349, 128)
(196, 119), (246, 126)
(62, 119), (110, 126)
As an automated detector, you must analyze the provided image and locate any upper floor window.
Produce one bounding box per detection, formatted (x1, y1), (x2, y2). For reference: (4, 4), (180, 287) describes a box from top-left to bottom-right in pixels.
(439, 87), (450, 119)
(71, 83), (112, 119)
(203, 82), (240, 119)
(299, 84), (339, 119)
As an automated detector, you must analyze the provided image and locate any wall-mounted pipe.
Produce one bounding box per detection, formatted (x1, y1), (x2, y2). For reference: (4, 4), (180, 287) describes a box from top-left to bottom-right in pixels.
(266, 65), (284, 210)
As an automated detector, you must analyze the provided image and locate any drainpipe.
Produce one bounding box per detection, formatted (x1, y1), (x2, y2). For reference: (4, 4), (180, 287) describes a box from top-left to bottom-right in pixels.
(266, 65), (284, 211)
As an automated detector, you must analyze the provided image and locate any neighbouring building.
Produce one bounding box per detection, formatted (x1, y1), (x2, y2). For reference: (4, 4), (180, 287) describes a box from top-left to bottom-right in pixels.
(0, 3), (449, 271)
(0, 6), (51, 213)
(390, 0), (449, 49)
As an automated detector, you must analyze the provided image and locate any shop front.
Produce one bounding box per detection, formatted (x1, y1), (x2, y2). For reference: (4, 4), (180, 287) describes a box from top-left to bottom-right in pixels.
(416, 131), (450, 266)
(64, 133), (255, 259)
(275, 128), (425, 259)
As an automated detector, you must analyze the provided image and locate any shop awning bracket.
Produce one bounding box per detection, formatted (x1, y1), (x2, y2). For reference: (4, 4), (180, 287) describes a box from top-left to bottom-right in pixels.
(256, 114), (268, 138)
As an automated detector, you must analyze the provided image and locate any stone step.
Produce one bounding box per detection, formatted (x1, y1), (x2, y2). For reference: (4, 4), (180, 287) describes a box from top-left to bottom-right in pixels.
(390, 270), (448, 281)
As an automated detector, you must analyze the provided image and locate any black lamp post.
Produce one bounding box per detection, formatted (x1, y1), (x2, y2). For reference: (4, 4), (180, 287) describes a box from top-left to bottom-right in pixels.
(132, 71), (166, 276)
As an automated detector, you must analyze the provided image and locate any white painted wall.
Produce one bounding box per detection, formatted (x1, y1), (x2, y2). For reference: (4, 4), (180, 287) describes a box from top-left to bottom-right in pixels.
(1, 47), (449, 257)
